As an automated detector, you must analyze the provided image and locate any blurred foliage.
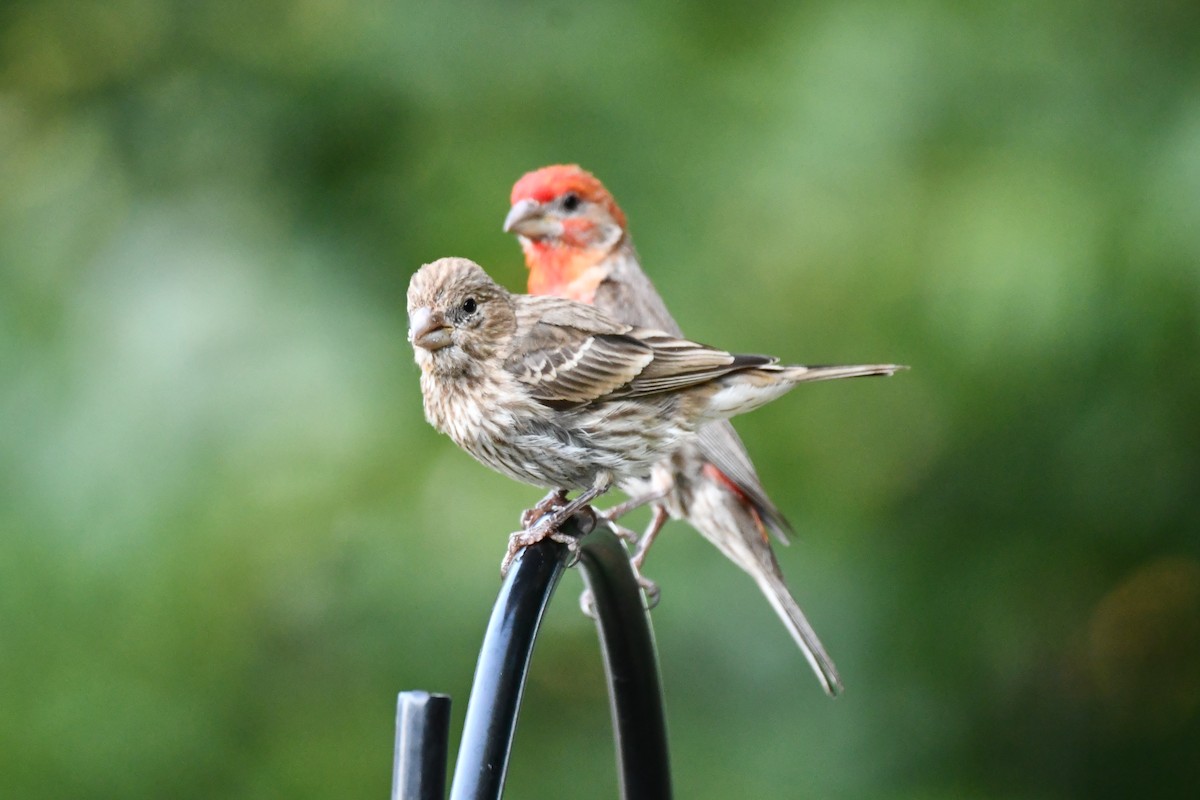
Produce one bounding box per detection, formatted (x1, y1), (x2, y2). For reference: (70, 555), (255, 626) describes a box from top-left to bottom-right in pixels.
(2, 0), (1199, 797)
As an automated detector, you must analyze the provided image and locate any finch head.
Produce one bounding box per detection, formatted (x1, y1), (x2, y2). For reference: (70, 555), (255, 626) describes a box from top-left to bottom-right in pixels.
(506, 164), (626, 242)
(505, 165), (630, 297)
(407, 257), (516, 373)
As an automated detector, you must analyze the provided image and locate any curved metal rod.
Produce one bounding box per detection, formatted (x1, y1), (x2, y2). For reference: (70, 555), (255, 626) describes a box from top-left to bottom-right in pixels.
(579, 528), (674, 800)
(446, 521), (577, 800)
(431, 514), (672, 800)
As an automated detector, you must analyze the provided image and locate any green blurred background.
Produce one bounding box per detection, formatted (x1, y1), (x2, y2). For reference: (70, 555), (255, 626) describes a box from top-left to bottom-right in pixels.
(2, 1), (1198, 797)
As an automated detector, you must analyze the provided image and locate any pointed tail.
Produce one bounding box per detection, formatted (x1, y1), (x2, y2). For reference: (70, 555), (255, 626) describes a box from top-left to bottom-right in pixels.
(749, 564), (844, 696)
(777, 363), (907, 383)
(682, 470), (845, 696)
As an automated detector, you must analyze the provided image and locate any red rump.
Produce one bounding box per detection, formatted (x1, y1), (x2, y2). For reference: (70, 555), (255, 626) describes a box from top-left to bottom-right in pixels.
(702, 462), (769, 544)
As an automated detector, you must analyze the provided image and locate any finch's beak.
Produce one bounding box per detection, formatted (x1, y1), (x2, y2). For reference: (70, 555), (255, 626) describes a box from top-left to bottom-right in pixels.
(408, 307), (452, 351)
(503, 198), (562, 239)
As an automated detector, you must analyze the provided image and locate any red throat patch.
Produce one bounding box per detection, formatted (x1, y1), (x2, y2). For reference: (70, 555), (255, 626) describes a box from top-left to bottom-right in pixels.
(513, 164), (626, 303)
(523, 239), (606, 303)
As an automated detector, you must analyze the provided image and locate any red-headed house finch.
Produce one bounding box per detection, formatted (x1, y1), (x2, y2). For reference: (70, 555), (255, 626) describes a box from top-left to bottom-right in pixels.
(504, 164), (882, 696)
(407, 257), (902, 633)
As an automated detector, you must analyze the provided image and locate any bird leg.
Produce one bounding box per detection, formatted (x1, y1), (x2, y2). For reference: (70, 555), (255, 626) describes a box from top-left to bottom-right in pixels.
(519, 488), (569, 528)
(501, 475), (612, 576)
(578, 499), (670, 615)
(501, 504), (598, 576)
(596, 487), (669, 544)
(630, 504), (670, 573)
(603, 503), (668, 610)
(600, 488), (667, 525)
(532, 477), (609, 536)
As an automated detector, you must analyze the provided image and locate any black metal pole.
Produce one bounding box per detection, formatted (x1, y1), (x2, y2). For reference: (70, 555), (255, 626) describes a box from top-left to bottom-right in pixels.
(392, 691), (452, 800)
(408, 513), (673, 799)
(579, 528), (673, 800)
(446, 517), (583, 800)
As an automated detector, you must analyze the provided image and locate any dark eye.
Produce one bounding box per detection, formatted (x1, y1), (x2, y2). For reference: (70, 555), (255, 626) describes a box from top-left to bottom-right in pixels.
(461, 297), (477, 314)
(561, 193), (581, 212)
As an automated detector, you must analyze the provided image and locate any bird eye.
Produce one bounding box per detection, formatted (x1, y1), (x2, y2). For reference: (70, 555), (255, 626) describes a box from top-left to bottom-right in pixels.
(561, 193), (581, 212)
(461, 297), (477, 314)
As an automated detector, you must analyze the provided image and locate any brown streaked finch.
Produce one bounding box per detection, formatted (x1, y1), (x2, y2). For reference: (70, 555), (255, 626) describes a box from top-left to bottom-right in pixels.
(504, 164), (889, 696)
(407, 257), (903, 663)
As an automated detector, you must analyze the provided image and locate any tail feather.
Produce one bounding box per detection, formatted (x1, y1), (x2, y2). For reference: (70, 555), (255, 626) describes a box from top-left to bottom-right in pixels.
(703, 362), (905, 422)
(750, 566), (843, 696)
(681, 466), (844, 696)
(776, 363), (906, 383)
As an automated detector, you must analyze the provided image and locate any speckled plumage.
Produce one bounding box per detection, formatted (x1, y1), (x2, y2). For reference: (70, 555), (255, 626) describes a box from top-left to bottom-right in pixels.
(409, 258), (888, 501)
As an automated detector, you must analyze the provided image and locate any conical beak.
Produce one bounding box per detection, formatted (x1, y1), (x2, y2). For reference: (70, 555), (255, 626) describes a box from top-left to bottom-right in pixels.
(503, 198), (562, 238)
(408, 306), (451, 351)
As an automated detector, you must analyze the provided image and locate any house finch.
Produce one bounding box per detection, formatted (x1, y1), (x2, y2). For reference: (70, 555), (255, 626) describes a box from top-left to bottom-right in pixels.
(407, 257), (901, 618)
(504, 164), (892, 696)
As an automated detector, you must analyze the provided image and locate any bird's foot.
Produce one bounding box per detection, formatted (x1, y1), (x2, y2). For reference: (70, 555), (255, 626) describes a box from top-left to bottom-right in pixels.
(636, 573), (661, 609)
(602, 519), (641, 545)
(500, 527), (547, 576)
(500, 504), (597, 577)
(519, 489), (569, 529)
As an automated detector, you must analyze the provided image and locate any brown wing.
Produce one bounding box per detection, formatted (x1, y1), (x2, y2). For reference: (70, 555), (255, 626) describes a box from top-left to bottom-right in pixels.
(620, 331), (775, 397)
(505, 296), (648, 404)
(507, 331), (655, 404)
(508, 297), (774, 407)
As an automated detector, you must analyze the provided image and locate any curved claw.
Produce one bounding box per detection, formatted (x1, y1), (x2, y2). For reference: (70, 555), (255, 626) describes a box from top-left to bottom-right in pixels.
(604, 520), (641, 545)
(501, 506), (597, 577)
(500, 526), (552, 576)
(520, 488), (569, 528)
(636, 574), (661, 609)
(548, 530), (583, 568)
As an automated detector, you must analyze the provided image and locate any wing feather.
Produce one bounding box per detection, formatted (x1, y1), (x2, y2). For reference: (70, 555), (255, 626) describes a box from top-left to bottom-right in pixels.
(622, 332), (774, 397)
(506, 297), (776, 409)
(507, 329), (653, 404)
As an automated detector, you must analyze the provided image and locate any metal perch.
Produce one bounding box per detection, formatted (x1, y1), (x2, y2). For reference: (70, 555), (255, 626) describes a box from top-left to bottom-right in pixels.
(392, 515), (672, 799)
